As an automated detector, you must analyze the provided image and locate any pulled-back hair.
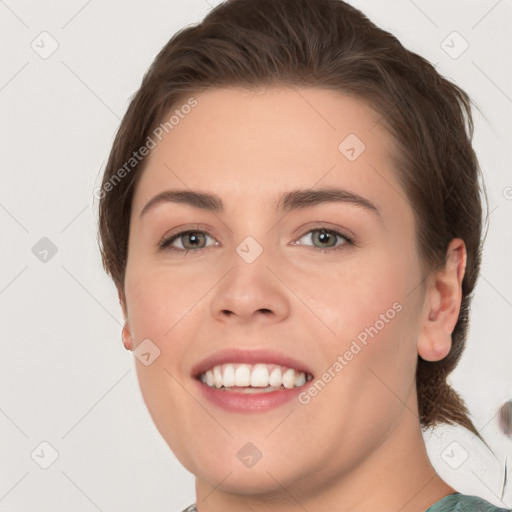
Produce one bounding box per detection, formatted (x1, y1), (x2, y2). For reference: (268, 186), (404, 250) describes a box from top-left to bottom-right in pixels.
(97, 0), (486, 436)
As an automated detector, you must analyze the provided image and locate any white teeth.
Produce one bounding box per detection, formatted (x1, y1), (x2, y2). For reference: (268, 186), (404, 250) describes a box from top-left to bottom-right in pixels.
(213, 366), (223, 388)
(199, 363), (309, 390)
(268, 367), (282, 387)
(223, 364), (235, 387)
(234, 364), (251, 386)
(282, 368), (296, 389)
(250, 364), (269, 387)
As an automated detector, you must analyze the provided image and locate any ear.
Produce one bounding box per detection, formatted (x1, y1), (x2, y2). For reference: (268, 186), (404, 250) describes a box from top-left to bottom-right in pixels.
(417, 238), (467, 362)
(118, 288), (133, 351)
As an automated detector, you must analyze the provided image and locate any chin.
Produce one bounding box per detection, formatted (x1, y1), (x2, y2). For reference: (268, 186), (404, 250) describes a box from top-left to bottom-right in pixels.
(195, 461), (307, 497)
(176, 436), (313, 497)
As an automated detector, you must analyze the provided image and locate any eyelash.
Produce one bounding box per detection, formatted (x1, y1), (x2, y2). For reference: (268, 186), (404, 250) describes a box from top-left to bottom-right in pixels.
(158, 226), (354, 255)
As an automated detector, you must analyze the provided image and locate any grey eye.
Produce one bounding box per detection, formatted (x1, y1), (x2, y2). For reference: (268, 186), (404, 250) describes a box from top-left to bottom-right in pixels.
(498, 400), (512, 437)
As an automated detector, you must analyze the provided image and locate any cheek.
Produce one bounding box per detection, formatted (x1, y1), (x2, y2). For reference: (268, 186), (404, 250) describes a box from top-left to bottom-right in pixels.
(124, 257), (213, 343)
(280, 244), (415, 344)
(283, 241), (423, 405)
(124, 257), (221, 394)
(123, 264), (195, 409)
(124, 266), (209, 466)
(300, 296), (420, 449)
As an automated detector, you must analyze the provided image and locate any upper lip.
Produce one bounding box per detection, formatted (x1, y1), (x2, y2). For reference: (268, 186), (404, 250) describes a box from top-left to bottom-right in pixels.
(191, 348), (314, 379)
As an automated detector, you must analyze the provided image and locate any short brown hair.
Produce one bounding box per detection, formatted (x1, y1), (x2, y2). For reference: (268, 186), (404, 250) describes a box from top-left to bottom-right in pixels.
(97, 0), (486, 436)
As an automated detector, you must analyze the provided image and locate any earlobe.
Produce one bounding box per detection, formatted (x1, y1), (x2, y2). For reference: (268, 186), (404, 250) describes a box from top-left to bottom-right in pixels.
(417, 239), (467, 362)
(122, 320), (133, 351)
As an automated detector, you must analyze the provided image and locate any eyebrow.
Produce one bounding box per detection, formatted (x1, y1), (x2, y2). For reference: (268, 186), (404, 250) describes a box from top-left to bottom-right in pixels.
(139, 187), (380, 218)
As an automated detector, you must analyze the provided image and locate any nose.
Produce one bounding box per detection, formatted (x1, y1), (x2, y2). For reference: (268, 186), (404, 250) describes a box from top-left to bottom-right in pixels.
(209, 246), (291, 325)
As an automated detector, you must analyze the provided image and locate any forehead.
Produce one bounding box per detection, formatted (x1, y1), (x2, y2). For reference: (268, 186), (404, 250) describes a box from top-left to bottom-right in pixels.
(132, 86), (404, 216)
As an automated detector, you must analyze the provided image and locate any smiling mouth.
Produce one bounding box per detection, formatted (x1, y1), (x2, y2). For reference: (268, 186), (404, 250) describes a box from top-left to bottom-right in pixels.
(197, 363), (314, 393)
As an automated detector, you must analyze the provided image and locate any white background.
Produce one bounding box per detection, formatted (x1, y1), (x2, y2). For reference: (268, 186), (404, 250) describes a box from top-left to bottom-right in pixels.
(0, 0), (511, 510)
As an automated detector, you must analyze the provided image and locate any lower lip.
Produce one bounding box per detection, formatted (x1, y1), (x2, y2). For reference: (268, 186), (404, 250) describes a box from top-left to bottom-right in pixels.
(195, 380), (305, 413)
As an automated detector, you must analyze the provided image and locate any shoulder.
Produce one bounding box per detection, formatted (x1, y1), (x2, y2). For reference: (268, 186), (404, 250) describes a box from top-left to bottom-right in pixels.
(427, 493), (511, 512)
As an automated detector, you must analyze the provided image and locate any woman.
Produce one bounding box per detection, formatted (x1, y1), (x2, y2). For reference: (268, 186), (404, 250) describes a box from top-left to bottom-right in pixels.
(97, 0), (510, 510)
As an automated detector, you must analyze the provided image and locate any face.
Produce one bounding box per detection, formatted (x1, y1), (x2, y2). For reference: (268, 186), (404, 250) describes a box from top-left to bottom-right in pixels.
(123, 87), (428, 498)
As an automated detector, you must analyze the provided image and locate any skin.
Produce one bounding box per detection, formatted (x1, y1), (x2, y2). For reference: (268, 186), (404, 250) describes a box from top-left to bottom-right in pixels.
(120, 87), (466, 511)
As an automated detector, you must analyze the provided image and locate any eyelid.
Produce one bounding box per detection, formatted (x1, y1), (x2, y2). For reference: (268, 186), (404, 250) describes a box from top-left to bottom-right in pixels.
(291, 222), (354, 244)
(291, 226), (353, 250)
(157, 223), (355, 253)
(158, 224), (220, 253)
